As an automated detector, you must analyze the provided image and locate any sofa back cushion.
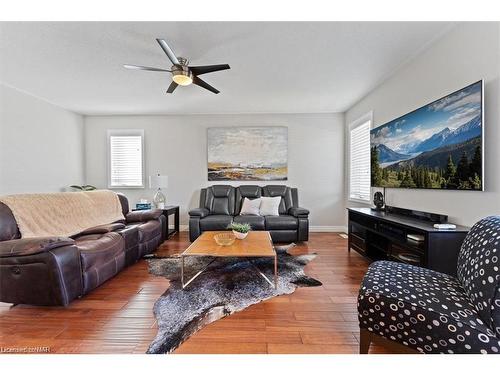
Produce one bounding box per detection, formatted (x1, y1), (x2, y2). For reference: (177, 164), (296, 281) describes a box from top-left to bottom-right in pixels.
(262, 185), (294, 215)
(259, 196), (281, 216)
(457, 215), (500, 333)
(204, 185), (235, 216)
(235, 185), (262, 215)
(0, 202), (21, 241)
(240, 198), (261, 215)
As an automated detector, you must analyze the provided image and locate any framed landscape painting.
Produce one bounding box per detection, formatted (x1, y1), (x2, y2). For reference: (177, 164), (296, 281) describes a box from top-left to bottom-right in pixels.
(207, 127), (288, 181)
(370, 80), (483, 190)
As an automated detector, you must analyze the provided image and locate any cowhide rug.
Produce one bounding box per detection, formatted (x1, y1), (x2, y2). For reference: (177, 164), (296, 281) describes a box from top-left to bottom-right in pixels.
(145, 244), (321, 354)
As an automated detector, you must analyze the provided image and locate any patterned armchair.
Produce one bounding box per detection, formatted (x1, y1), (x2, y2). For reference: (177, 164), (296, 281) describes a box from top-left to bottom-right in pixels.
(357, 216), (500, 354)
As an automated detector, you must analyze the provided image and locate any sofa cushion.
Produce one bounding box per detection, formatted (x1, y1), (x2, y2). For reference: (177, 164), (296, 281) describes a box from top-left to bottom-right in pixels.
(359, 260), (500, 354)
(233, 215), (265, 230)
(74, 232), (124, 272)
(240, 198), (261, 216)
(126, 209), (162, 223)
(259, 196), (281, 216)
(79, 222), (126, 235)
(262, 185), (293, 215)
(235, 185), (262, 214)
(199, 215), (233, 231)
(127, 220), (162, 243)
(204, 185), (235, 216)
(265, 215), (298, 230)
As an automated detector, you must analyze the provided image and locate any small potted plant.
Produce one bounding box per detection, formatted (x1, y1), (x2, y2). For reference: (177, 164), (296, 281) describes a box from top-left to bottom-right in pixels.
(229, 222), (251, 240)
(70, 184), (97, 191)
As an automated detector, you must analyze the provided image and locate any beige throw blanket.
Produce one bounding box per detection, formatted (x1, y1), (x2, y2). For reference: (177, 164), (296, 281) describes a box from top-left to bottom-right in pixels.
(0, 190), (125, 238)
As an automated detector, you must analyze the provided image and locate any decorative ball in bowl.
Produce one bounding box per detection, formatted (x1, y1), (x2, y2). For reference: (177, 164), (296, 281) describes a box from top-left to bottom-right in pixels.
(229, 222), (251, 240)
(214, 232), (236, 246)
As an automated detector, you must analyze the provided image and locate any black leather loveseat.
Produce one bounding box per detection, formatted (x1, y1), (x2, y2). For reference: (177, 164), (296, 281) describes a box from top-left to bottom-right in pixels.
(188, 185), (309, 243)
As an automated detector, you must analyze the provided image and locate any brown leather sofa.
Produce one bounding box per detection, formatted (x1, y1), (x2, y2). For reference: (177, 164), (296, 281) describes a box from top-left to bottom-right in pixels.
(0, 193), (165, 306)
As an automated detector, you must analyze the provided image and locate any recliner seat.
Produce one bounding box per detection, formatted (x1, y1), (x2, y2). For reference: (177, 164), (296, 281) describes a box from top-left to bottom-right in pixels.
(199, 215), (233, 231)
(189, 184), (309, 243)
(265, 215), (298, 230)
(74, 232), (125, 294)
(233, 214), (265, 230)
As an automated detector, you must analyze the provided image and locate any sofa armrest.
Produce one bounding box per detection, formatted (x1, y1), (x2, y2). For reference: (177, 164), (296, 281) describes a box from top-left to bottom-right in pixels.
(79, 222), (126, 235)
(289, 207), (310, 217)
(189, 208), (209, 218)
(0, 237), (75, 257)
(126, 209), (163, 223)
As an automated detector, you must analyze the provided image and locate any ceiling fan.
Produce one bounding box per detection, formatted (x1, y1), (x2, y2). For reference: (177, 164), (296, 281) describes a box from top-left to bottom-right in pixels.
(124, 39), (230, 94)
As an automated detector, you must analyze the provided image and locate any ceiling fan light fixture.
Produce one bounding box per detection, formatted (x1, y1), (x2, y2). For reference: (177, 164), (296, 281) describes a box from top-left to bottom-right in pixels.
(172, 70), (193, 86)
(125, 39), (229, 94)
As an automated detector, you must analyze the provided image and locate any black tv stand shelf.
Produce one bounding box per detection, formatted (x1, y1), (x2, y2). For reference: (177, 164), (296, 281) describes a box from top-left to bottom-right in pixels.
(347, 207), (470, 276)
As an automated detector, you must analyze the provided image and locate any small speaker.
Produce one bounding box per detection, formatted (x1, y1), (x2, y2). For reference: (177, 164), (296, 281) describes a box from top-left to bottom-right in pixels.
(373, 191), (385, 210)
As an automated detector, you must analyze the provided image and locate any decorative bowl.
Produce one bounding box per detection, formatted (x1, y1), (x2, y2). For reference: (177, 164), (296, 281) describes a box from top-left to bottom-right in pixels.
(232, 230), (248, 240)
(214, 232), (236, 246)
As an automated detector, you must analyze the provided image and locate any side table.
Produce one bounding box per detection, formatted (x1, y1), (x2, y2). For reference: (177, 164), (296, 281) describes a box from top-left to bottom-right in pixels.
(161, 206), (180, 239)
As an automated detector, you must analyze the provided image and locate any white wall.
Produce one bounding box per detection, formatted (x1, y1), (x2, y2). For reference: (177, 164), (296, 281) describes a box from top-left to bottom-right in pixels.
(345, 22), (500, 227)
(84, 113), (345, 229)
(0, 84), (85, 194)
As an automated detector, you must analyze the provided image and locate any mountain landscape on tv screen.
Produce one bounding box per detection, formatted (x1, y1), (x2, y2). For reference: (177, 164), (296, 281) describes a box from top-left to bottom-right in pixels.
(370, 81), (482, 190)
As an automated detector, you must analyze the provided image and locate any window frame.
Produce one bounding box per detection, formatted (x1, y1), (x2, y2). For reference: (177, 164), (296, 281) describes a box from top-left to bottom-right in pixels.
(348, 112), (372, 204)
(107, 129), (145, 189)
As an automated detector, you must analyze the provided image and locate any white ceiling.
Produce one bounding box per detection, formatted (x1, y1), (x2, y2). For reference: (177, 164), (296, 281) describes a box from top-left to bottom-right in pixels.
(0, 22), (454, 115)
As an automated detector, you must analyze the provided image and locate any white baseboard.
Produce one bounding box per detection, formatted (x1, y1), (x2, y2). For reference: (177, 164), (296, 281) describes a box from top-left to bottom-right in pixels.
(173, 225), (347, 233)
(310, 226), (347, 233)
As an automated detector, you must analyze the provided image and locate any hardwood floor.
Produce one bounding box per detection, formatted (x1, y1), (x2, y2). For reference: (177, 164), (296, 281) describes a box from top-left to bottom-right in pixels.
(0, 232), (391, 354)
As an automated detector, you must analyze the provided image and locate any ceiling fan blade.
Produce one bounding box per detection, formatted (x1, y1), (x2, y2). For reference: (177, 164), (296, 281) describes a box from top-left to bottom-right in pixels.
(166, 81), (178, 94)
(123, 64), (171, 72)
(156, 39), (180, 66)
(193, 76), (220, 94)
(189, 64), (230, 76)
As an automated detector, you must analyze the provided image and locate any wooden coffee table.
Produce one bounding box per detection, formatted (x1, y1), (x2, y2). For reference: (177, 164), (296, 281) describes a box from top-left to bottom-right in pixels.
(181, 231), (277, 289)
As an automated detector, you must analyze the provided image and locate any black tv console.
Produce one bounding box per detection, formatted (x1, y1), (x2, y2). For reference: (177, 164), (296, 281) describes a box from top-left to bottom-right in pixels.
(347, 207), (470, 276)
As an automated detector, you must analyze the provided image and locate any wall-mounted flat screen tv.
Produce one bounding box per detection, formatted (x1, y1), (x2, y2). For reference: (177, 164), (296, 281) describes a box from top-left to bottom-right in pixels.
(370, 80), (483, 190)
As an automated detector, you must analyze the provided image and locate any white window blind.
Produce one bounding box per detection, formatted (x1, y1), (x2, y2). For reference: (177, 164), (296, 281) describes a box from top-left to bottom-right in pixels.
(108, 130), (144, 188)
(349, 118), (371, 202)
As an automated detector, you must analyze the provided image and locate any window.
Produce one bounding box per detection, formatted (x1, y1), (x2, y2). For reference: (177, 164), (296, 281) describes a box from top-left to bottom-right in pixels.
(349, 113), (371, 202)
(107, 129), (144, 188)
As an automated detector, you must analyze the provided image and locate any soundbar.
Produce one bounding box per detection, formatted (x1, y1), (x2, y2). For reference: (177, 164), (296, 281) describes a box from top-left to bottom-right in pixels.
(384, 205), (448, 224)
